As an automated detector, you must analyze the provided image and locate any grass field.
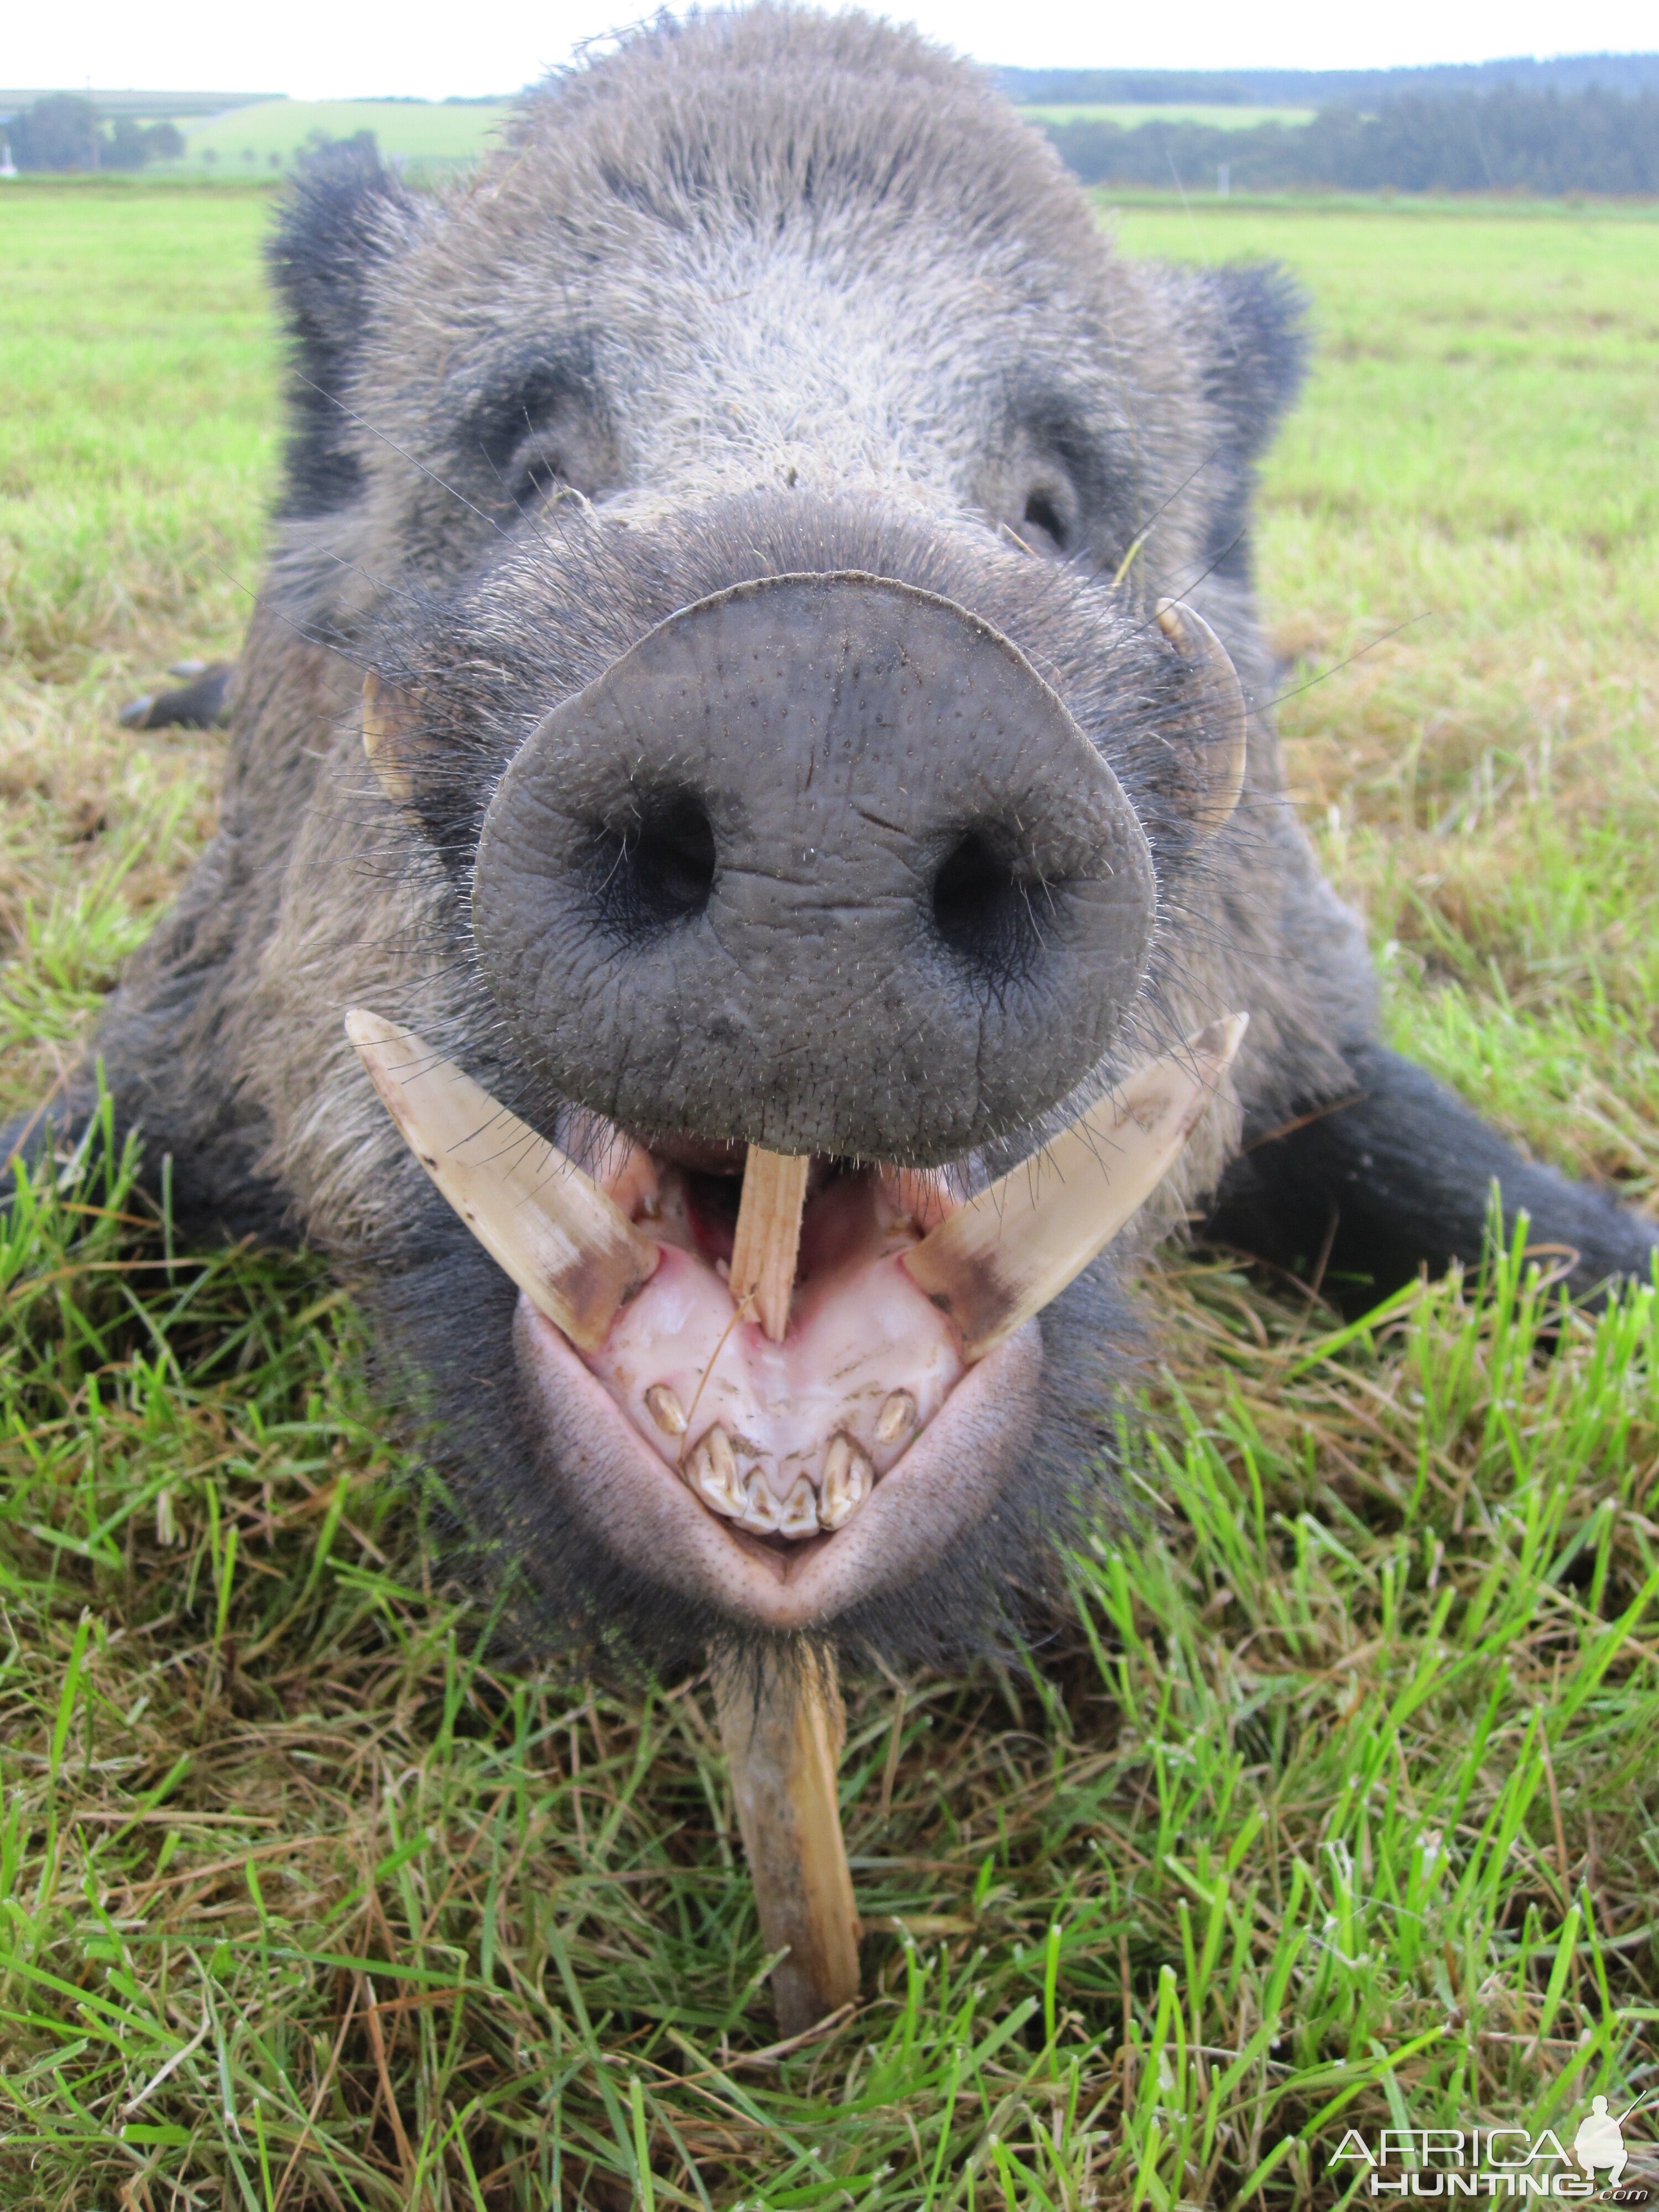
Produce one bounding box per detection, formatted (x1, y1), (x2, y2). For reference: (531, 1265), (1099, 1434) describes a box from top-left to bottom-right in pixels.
(166, 100), (511, 174)
(2, 185), (1657, 2210)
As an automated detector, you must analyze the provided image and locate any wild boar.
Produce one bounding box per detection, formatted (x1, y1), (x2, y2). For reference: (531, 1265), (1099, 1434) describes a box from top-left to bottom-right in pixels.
(40, 6), (1658, 1680)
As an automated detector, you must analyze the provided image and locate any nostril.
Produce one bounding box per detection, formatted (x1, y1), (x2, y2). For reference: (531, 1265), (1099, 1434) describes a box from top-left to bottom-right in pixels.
(635, 795), (717, 917)
(932, 828), (1040, 982)
(591, 790), (716, 934)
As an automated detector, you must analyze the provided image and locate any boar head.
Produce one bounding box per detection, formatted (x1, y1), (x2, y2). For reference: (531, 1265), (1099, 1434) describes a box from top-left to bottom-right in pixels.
(147, 8), (1365, 1674)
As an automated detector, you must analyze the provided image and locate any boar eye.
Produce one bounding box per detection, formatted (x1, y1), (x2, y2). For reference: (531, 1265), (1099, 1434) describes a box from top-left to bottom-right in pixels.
(513, 447), (570, 507)
(1021, 488), (1070, 555)
(466, 352), (606, 509)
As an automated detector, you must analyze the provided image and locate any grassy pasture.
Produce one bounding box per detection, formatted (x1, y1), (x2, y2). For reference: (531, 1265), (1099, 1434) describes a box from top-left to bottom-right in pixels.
(1, 185), (1657, 2210)
(166, 99), (511, 174)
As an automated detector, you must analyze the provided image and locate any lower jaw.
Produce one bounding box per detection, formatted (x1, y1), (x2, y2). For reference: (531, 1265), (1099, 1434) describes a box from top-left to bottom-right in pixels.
(514, 1296), (1045, 1632)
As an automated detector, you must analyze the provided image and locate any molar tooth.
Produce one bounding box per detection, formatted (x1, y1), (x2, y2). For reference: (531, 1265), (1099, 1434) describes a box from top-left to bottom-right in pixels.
(738, 1469), (784, 1535)
(645, 1384), (687, 1437)
(820, 1434), (872, 1531)
(344, 1010), (658, 1354)
(706, 1424), (739, 1490)
(685, 1437), (711, 1489)
(875, 1389), (916, 1444)
(901, 1014), (1248, 1364)
(778, 1475), (820, 1539)
(687, 1432), (745, 1520)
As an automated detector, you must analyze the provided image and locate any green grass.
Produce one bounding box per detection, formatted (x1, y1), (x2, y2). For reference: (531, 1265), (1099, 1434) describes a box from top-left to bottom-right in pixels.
(1112, 199), (1659, 1209)
(166, 98), (511, 174)
(2, 184), (1657, 2209)
(0, 187), (277, 1105)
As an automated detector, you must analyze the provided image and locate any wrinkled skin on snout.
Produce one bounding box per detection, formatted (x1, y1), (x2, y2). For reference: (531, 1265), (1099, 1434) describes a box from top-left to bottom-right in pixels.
(79, 7), (1658, 1676)
(471, 572), (1158, 1162)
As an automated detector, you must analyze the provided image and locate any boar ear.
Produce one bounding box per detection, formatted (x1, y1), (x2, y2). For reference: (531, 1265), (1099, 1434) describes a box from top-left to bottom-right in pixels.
(267, 143), (420, 519)
(1166, 260), (1308, 589)
(1191, 261), (1308, 463)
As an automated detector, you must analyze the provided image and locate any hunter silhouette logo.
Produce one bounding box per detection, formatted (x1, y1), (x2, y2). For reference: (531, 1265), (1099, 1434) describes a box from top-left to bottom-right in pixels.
(1328, 2091), (1655, 2198)
(1573, 2097), (1651, 2195)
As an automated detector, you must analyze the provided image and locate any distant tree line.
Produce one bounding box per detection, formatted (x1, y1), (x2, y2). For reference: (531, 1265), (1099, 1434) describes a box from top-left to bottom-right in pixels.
(6, 95), (185, 171)
(1044, 87), (1659, 196)
(1, 100), (383, 175)
(1000, 53), (1659, 107)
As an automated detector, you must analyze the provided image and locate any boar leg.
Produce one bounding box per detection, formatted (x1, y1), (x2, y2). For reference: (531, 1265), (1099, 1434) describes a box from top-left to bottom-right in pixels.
(117, 660), (236, 732)
(713, 1648), (862, 2036)
(1207, 1041), (1659, 1312)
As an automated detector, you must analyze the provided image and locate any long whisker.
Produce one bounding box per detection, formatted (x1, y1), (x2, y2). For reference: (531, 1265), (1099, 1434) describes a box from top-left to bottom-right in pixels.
(1262, 613), (1433, 712)
(296, 373), (509, 538)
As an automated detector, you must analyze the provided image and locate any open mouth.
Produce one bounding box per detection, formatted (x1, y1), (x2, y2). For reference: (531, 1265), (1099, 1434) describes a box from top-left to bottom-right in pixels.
(346, 1006), (1243, 1625)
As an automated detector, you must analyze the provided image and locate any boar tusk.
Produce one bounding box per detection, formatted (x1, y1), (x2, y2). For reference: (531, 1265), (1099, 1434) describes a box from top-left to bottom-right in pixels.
(1156, 599), (1249, 839)
(729, 1146), (811, 1341)
(901, 1013), (1248, 1361)
(344, 1009), (659, 1353)
(361, 672), (416, 809)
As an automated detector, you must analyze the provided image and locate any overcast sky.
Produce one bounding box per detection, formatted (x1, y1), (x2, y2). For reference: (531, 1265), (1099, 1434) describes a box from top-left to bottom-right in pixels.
(7, 0), (1655, 100)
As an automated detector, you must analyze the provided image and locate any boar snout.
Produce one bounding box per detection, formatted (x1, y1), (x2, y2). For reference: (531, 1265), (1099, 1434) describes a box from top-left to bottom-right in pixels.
(472, 571), (1156, 1161)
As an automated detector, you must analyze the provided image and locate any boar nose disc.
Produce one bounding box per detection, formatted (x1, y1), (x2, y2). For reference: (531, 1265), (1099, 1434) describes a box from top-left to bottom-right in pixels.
(471, 571), (1156, 1162)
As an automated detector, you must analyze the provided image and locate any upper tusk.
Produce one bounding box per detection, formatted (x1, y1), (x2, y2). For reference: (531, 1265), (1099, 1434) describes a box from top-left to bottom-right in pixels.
(344, 1010), (659, 1352)
(900, 1014), (1249, 1362)
(1156, 599), (1249, 839)
(729, 1145), (811, 1342)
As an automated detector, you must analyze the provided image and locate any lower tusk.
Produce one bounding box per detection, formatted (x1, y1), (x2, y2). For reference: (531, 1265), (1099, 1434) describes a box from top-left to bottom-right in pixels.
(729, 1146), (810, 1341)
(345, 1010), (659, 1353)
(901, 1014), (1248, 1362)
